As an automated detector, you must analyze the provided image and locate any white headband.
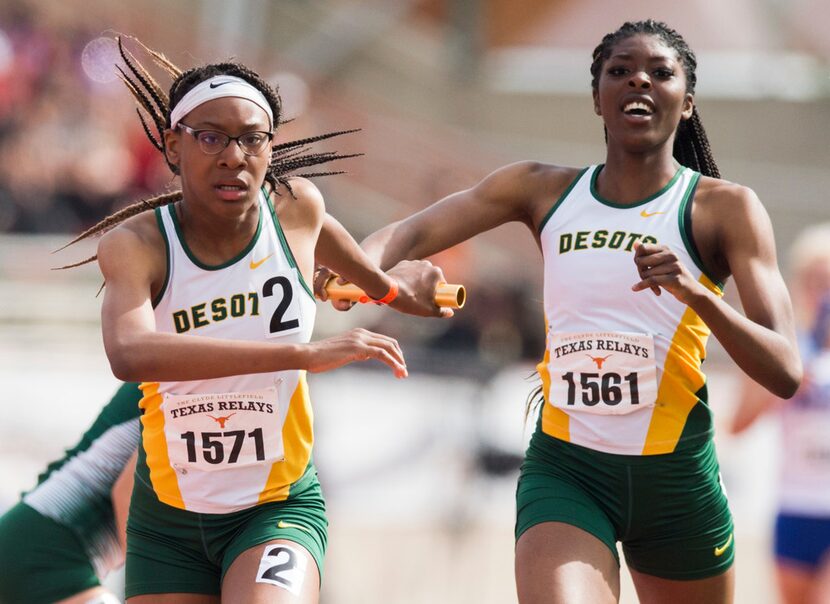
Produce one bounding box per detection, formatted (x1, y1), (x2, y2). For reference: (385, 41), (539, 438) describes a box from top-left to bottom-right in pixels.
(169, 75), (274, 130)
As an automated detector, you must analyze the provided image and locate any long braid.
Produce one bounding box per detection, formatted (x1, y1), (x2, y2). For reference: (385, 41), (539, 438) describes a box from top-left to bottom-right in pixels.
(524, 381), (544, 425)
(130, 36), (182, 81)
(115, 37), (172, 158)
(675, 108), (720, 178)
(59, 38), (360, 266)
(54, 35), (183, 267)
(118, 39), (170, 114)
(52, 192), (183, 267)
(590, 20), (721, 178)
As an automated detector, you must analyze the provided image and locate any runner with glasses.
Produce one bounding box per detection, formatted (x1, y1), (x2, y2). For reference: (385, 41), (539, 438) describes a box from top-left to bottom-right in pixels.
(175, 124), (273, 156)
(65, 39), (451, 603)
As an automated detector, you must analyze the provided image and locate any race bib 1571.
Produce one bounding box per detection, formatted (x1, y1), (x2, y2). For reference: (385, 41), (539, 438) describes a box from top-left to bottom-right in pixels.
(162, 387), (284, 473)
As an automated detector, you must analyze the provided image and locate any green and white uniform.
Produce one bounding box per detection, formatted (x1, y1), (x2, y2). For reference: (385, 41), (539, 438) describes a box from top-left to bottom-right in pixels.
(126, 190), (326, 598)
(517, 165), (734, 579)
(0, 383), (141, 604)
(536, 164), (721, 454)
(137, 189), (317, 513)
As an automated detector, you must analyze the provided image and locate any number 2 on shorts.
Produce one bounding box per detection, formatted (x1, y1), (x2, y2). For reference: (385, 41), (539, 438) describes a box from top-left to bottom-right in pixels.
(256, 543), (308, 595)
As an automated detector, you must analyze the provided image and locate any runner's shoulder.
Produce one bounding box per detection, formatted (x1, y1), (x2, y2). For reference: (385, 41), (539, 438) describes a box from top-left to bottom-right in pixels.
(273, 177), (325, 232)
(485, 161), (585, 211)
(494, 161), (583, 185)
(693, 175), (765, 226)
(97, 207), (166, 275)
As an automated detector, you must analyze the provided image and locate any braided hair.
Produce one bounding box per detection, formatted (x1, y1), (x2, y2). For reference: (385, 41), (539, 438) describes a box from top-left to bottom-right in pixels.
(589, 19), (720, 178)
(57, 36), (360, 265)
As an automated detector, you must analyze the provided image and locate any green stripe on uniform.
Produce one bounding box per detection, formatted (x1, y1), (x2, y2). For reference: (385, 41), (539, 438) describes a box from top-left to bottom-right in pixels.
(677, 172), (724, 289)
(538, 167), (589, 234)
(153, 207), (171, 308)
(263, 187), (314, 300)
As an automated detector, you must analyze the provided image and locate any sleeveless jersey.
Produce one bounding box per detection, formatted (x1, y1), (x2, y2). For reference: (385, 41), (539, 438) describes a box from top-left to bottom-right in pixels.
(138, 189), (317, 513)
(536, 165), (723, 455)
(22, 383), (141, 578)
(777, 339), (830, 514)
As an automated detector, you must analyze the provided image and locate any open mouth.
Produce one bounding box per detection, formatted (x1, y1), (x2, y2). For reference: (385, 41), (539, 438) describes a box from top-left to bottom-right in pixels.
(214, 182), (249, 200)
(622, 101), (654, 116)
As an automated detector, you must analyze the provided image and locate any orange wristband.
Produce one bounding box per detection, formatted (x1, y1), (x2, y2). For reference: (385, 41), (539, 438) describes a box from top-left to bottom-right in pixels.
(358, 280), (399, 305)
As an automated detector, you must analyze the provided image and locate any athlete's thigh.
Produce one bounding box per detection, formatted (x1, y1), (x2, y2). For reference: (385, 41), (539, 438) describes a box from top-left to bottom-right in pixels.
(629, 565), (734, 604)
(515, 522), (620, 604)
(222, 539), (320, 604)
(810, 555), (830, 604)
(775, 562), (813, 604)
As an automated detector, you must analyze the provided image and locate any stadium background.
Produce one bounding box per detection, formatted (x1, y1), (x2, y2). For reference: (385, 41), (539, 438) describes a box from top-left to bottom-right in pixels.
(1, 0), (829, 602)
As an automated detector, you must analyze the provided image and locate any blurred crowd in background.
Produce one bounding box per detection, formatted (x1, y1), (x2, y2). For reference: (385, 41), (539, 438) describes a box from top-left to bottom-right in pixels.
(0, 1), (169, 235)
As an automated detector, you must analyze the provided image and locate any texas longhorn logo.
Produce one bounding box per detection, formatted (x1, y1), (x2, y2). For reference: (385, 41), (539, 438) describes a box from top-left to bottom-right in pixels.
(207, 413), (236, 428)
(586, 354), (613, 369)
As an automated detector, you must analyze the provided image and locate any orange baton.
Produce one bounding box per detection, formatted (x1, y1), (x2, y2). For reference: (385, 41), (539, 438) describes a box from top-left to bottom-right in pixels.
(324, 280), (466, 309)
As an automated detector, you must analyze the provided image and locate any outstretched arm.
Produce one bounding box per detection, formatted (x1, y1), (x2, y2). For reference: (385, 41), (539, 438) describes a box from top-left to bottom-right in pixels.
(315, 214), (396, 299)
(315, 214), (451, 317)
(360, 161), (553, 269)
(632, 184), (801, 398)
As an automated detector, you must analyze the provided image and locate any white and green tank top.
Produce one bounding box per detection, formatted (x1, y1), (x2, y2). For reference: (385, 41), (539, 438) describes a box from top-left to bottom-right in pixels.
(139, 189), (317, 513)
(536, 165), (723, 455)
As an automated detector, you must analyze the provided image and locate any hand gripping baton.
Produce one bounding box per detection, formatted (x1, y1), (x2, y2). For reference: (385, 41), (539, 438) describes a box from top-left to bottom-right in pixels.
(324, 280), (466, 308)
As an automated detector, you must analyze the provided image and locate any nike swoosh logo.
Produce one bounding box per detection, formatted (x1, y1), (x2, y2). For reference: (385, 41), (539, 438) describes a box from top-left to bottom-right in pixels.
(640, 209), (666, 218)
(714, 533), (733, 557)
(277, 520), (311, 533)
(209, 81), (233, 88)
(250, 254), (273, 269)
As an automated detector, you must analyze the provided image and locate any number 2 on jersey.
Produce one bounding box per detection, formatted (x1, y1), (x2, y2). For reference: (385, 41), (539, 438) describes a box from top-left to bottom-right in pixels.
(262, 276), (299, 333)
(260, 269), (303, 338)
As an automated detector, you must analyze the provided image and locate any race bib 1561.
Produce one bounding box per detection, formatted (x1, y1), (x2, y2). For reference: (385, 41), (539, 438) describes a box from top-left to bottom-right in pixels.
(548, 331), (658, 415)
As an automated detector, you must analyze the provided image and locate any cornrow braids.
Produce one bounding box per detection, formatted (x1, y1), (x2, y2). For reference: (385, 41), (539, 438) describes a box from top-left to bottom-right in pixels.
(590, 20), (721, 178)
(60, 37), (361, 266)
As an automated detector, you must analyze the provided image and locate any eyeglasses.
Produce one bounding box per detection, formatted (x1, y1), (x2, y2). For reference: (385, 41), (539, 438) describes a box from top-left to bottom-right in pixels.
(177, 123), (273, 156)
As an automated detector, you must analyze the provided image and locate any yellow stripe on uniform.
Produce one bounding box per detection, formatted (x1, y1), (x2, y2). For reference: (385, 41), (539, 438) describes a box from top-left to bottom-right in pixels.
(539, 319), (571, 440)
(139, 382), (184, 508)
(642, 275), (723, 455)
(258, 372), (314, 503)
